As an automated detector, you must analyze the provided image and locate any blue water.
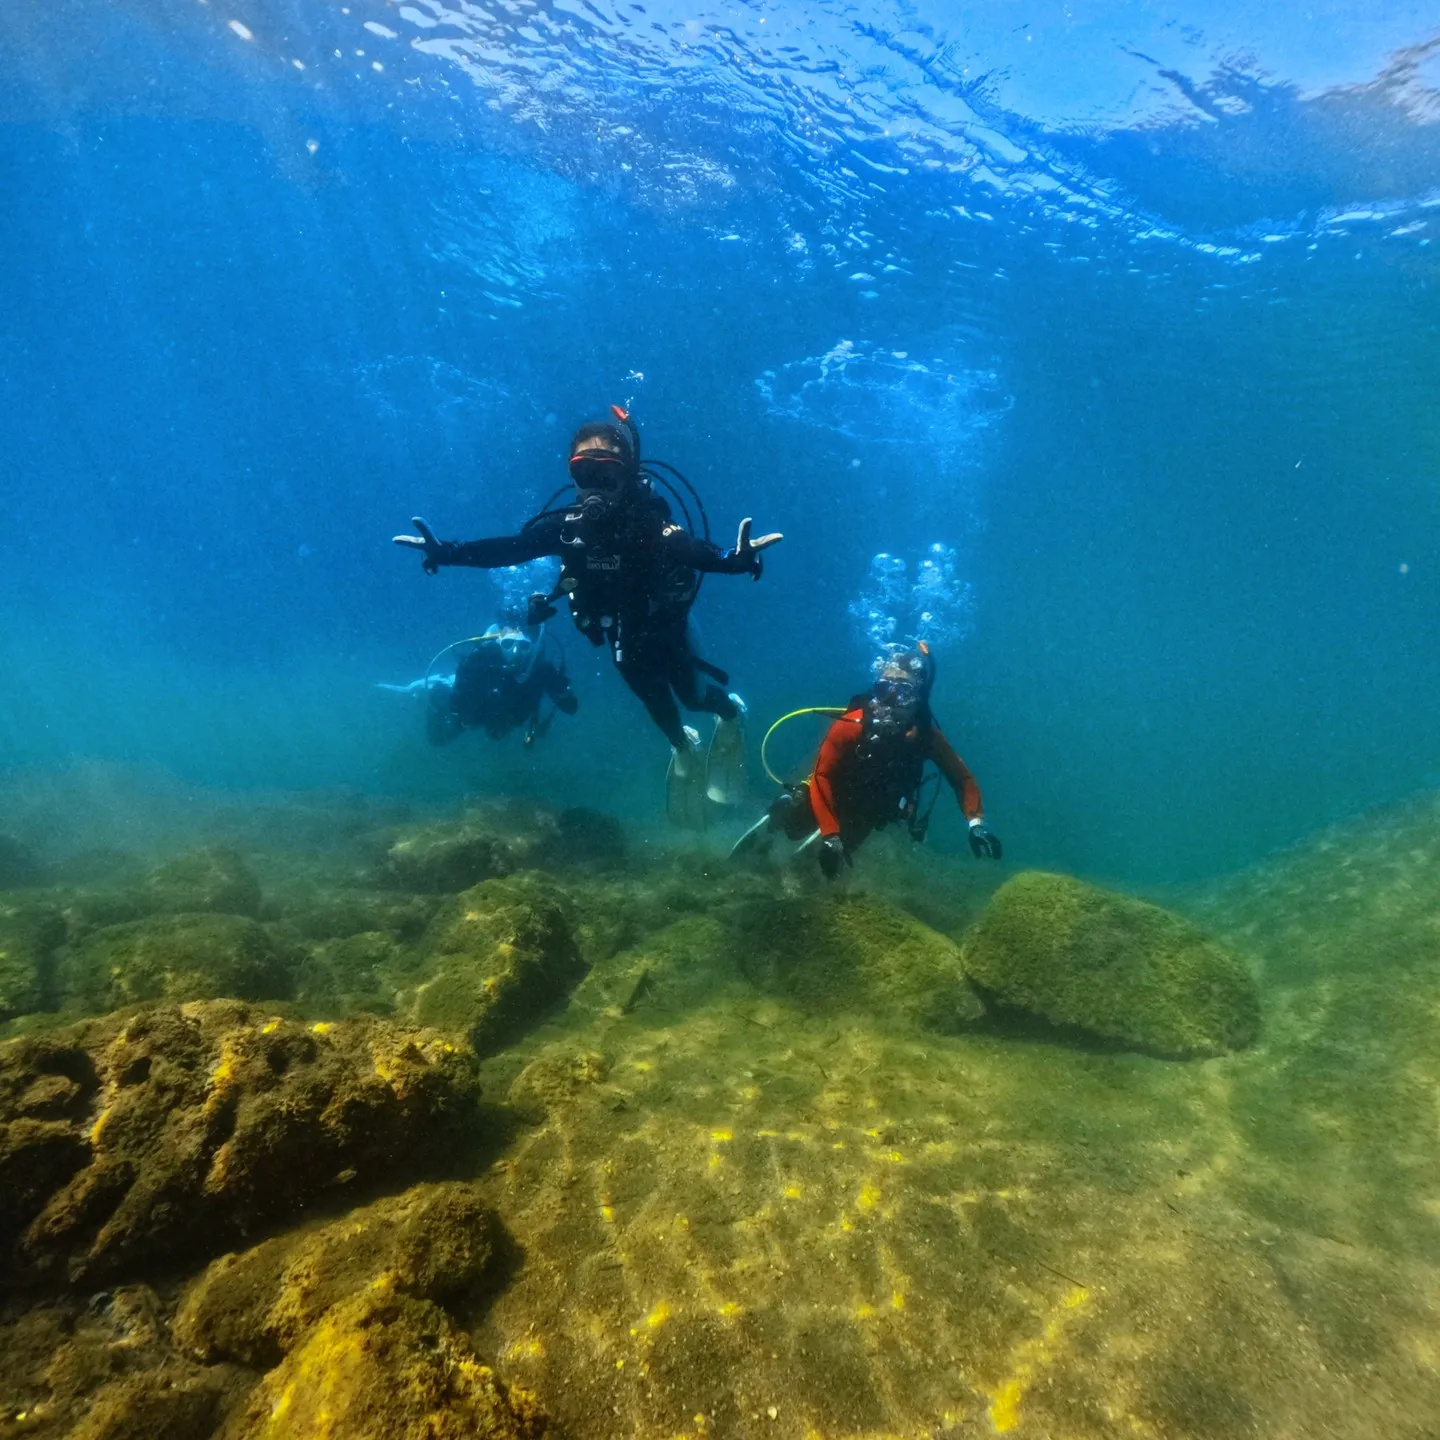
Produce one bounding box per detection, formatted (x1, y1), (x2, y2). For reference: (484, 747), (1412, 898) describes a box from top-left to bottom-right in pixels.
(2, 0), (1437, 882)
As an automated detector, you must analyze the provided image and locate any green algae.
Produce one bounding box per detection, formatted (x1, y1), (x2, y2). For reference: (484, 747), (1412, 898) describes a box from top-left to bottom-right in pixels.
(962, 869), (1261, 1057)
(731, 890), (986, 1032)
(219, 1284), (547, 1440)
(0, 903), (66, 1020)
(58, 913), (298, 1011)
(175, 1181), (499, 1369)
(409, 875), (587, 1056)
(3, 789), (1440, 1438)
(143, 848), (263, 920)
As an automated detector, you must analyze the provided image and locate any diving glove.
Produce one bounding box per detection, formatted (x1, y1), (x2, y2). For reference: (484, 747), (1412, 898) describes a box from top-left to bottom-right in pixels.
(818, 834), (848, 879)
(968, 820), (1003, 861)
(728, 517), (784, 579)
(393, 517), (453, 575)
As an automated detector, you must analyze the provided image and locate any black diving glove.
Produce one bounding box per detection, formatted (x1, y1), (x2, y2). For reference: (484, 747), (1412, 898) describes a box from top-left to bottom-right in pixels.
(728, 517), (784, 580)
(818, 834), (848, 879)
(968, 822), (1003, 861)
(393, 516), (453, 576)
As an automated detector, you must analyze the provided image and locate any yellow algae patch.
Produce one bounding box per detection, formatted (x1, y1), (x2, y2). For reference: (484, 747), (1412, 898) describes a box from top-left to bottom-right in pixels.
(783, 1185), (803, 1199)
(600, 1204), (615, 1223)
(631, 1059), (654, 1072)
(261, 1018), (281, 1035)
(854, 1302), (877, 1320)
(506, 1338), (546, 1361)
(709, 1128), (734, 1142)
(857, 1183), (883, 1212)
(890, 1291), (905, 1311)
(986, 1285), (1091, 1434)
(310, 1021), (333, 1036)
(643, 1301), (671, 1330)
(716, 1301), (742, 1318)
(757, 1128), (780, 1138)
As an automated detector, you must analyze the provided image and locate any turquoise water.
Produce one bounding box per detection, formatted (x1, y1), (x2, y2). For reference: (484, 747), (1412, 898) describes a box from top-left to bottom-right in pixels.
(1, 2), (1437, 881)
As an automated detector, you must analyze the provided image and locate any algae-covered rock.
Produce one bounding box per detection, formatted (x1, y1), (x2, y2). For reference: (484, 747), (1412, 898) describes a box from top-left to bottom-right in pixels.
(0, 901), (66, 1020)
(962, 870), (1261, 1057)
(0, 1002), (481, 1290)
(732, 892), (986, 1032)
(281, 889), (439, 943)
(530, 806), (627, 872)
(65, 1371), (237, 1440)
(383, 821), (516, 893)
(566, 913), (740, 1029)
(220, 1283), (547, 1440)
(409, 875), (587, 1055)
(294, 930), (403, 1017)
(175, 1180), (498, 1368)
(0, 1284), (252, 1440)
(145, 847), (263, 918)
(59, 913), (297, 1011)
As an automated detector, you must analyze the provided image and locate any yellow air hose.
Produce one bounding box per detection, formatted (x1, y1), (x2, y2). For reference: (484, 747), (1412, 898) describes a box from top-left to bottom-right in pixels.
(760, 707), (847, 786)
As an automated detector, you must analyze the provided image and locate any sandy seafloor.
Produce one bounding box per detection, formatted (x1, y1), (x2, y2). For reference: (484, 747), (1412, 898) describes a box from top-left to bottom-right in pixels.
(2, 762), (1439, 1440)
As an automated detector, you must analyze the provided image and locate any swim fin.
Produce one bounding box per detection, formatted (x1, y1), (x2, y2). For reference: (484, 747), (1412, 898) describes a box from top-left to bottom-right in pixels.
(728, 811), (775, 860)
(666, 726), (709, 829)
(705, 694), (748, 805)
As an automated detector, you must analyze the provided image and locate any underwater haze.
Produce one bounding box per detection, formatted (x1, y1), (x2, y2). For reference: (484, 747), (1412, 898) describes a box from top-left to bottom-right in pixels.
(9, 5), (1440, 1440)
(3, 0), (1440, 881)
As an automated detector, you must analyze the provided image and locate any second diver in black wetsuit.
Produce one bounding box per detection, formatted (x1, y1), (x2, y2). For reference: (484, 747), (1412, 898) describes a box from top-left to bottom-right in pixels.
(427, 624), (578, 747)
(394, 407), (782, 821)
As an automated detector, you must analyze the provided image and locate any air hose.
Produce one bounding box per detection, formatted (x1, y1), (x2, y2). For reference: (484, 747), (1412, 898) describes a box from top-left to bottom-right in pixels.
(760, 707), (847, 786)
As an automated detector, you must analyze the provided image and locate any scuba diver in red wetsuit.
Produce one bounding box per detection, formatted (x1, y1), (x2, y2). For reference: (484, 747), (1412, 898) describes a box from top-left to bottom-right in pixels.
(732, 643), (1003, 877)
(394, 408), (782, 821)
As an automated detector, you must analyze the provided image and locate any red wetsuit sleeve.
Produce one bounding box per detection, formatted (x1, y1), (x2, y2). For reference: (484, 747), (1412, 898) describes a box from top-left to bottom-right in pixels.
(809, 710), (864, 836)
(927, 728), (984, 821)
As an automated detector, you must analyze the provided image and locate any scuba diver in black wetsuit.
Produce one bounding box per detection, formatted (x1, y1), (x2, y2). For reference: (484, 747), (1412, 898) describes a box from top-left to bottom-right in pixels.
(394, 407), (782, 820)
(426, 623), (578, 747)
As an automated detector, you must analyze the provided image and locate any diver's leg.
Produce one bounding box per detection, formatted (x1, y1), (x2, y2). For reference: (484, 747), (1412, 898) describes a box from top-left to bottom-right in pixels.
(664, 633), (747, 803)
(615, 652), (689, 750)
(662, 629), (738, 719)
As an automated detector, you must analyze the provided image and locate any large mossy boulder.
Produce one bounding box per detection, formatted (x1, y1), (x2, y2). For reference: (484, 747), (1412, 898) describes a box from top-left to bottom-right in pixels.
(144, 847), (263, 919)
(280, 889), (439, 944)
(962, 871), (1261, 1058)
(175, 1181), (498, 1370)
(218, 1284), (546, 1440)
(732, 892), (985, 1032)
(382, 822), (516, 893)
(294, 930), (404, 1018)
(0, 1002), (481, 1290)
(59, 913), (297, 1012)
(407, 875), (587, 1055)
(0, 902), (66, 1021)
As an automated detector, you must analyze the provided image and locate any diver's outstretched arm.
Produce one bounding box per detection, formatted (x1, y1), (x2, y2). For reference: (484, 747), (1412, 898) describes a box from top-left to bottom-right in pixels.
(663, 516), (783, 579)
(393, 514), (560, 574)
